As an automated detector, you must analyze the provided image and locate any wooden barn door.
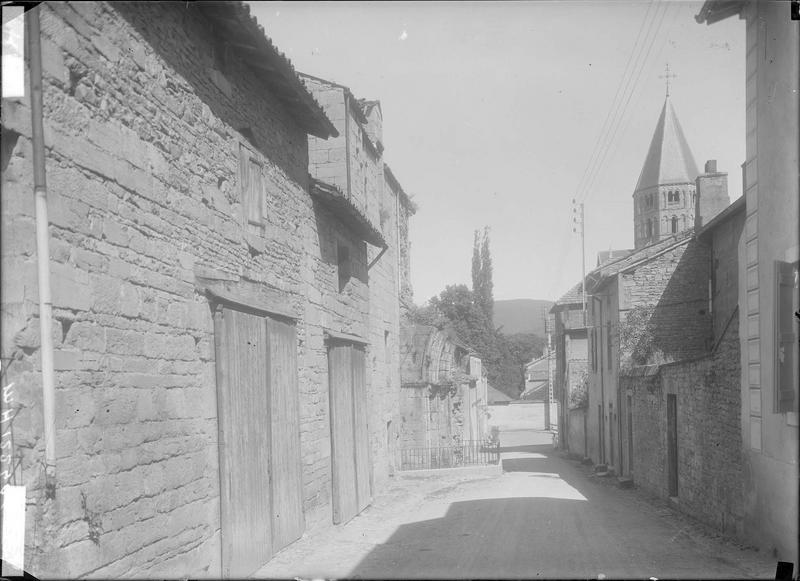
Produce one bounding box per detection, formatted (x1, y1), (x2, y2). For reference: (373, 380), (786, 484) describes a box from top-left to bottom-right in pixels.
(214, 306), (304, 578)
(328, 340), (372, 524)
(267, 318), (304, 551)
(215, 308), (273, 578)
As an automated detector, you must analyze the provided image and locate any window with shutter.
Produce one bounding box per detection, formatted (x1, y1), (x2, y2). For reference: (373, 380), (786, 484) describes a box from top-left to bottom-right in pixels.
(239, 142), (264, 231)
(776, 260), (799, 412)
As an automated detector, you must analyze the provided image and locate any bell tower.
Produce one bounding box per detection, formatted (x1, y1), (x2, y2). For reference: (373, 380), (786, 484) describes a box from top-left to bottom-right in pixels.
(633, 68), (700, 249)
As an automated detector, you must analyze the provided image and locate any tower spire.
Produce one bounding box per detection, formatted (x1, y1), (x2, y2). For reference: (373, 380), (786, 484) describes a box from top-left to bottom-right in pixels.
(659, 63), (677, 98)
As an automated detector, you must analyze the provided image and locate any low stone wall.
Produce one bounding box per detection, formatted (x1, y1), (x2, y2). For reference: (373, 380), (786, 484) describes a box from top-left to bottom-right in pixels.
(487, 402), (558, 432)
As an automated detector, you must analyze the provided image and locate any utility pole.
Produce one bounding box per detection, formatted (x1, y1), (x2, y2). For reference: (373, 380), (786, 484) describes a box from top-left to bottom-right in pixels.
(542, 306), (551, 431)
(572, 199), (586, 326)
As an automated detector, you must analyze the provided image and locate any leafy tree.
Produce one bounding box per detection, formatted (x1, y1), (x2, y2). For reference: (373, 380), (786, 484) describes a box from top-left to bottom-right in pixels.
(411, 228), (544, 400)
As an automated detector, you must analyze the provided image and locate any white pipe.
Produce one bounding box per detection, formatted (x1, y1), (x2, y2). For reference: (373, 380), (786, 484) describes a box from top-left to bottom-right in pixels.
(27, 6), (57, 498)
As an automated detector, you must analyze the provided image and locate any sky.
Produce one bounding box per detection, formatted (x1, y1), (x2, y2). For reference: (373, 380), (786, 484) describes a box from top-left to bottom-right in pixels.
(248, 1), (746, 303)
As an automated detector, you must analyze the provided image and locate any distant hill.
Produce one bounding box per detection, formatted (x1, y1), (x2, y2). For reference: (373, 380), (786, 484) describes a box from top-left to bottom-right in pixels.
(494, 299), (554, 336)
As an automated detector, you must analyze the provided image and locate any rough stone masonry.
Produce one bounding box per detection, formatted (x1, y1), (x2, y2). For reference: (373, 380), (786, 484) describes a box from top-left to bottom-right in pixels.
(0, 2), (412, 578)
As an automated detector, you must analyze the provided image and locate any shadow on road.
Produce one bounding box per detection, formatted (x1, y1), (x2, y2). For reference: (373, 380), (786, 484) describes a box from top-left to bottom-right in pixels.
(349, 432), (753, 580)
(348, 497), (586, 579)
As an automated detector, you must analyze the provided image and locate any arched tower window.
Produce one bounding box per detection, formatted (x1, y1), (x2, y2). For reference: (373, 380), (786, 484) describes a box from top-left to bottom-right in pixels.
(646, 219), (653, 238)
(671, 216), (678, 233)
(682, 214), (686, 229)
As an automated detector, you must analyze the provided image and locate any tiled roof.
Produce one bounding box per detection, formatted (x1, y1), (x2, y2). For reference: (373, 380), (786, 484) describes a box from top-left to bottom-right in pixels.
(196, 2), (337, 139)
(310, 179), (386, 247)
(596, 249), (634, 267)
(586, 228), (695, 293)
(634, 97), (699, 193)
(697, 196), (745, 239)
(384, 164), (418, 215)
(554, 281), (584, 307)
(695, 1), (745, 24)
(488, 385), (513, 403)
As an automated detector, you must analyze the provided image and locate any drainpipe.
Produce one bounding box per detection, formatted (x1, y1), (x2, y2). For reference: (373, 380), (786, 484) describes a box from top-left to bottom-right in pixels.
(344, 91), (352, 200)
(28, 7), (57, 499)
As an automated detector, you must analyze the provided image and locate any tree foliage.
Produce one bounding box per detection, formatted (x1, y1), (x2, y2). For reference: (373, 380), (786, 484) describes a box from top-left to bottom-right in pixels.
(410, 227), (544, 399)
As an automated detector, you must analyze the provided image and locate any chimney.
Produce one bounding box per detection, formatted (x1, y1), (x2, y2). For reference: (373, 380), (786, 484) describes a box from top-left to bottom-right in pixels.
(695, 160), (730, 230)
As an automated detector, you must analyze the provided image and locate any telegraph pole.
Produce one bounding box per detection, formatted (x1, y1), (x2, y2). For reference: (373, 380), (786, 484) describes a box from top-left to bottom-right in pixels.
(572, 199), (586, 325)
(542, 306), (551, 431)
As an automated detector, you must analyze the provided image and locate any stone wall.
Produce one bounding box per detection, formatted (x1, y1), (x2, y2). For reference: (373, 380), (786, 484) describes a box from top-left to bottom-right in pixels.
(567, 407), (587, 458)
(626, 311), (744, 537)
(619, 238), (712, 367)
(0, 2), (403, 577)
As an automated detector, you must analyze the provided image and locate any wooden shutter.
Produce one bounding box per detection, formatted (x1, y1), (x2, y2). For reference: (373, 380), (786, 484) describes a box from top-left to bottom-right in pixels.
(776, 261), (799, 411)
(239, 143), (263, 227)
(215, 308), (273, 578)
(267, 317), (305, 551)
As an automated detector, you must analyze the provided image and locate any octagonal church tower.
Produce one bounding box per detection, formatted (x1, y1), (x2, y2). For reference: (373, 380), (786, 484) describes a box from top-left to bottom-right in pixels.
(633, 95), (700, 249)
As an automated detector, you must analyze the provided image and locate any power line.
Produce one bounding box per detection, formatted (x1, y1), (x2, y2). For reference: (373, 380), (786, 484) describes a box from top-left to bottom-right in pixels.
(578, 1), (671, 205)
(571, 0), (657, 204)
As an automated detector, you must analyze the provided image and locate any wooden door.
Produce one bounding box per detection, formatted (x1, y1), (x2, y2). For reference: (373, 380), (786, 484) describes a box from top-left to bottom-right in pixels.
(351, 346), (372, 512)
(667, 394), (678, 497)
(328, 341), (371, 524)
(329, 342), (358, 524)
(267, 318), (304, 551)
(215, 308), (273, 578)
(626, 394), (633, 477)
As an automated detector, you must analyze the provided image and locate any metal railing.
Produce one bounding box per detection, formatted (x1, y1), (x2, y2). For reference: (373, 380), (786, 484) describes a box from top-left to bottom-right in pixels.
(399, 439), (500, 471)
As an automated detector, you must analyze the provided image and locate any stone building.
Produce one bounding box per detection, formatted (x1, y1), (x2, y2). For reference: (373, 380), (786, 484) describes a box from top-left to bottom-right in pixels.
(632, 95), (729, 249)
(398, 324), (489, 465)
(521, 352), (552, 401)
(585, 228), (711, 477)
(549, 281), (589, 457)
(620, 198), (746, 535)
(299, 72), (417, 498)
(697, 0), (798, 566)
(0, 2), (413, 578)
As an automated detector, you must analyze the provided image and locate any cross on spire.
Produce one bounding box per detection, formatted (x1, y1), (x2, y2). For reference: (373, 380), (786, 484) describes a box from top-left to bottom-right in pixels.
(659, 63), (677, 98)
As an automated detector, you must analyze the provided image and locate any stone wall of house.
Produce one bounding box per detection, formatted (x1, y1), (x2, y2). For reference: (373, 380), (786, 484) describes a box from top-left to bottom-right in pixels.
(627, 311), (743, 537)
(0, 2), (392, 577)
(625, 372), (665, 494)
(708, 208), (744, 344)
(367, 182), (401, 488)
(567, 407), (587, 458)
(619, 238), (712, 366)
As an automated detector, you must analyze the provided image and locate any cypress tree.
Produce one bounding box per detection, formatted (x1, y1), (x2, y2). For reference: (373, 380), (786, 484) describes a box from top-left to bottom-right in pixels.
(471, 229), (482, 301)
(480, 226), (494, 326)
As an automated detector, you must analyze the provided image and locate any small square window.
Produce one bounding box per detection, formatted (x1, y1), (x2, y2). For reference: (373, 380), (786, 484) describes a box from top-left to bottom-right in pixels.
(337, 244), (351, 292)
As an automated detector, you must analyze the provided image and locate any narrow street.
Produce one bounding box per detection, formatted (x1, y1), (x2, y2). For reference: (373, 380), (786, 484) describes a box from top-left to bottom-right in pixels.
(256, 428), (775, 579)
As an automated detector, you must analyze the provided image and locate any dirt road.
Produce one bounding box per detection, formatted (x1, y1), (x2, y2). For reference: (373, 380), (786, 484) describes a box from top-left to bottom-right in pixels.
(255, 429), (775, 579)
